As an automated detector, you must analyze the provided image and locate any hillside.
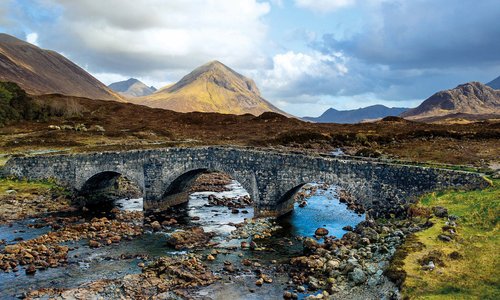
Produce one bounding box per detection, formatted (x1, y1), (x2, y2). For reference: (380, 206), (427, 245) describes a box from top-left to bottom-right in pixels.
(304, 105), (408, 123)
(130, 61), (287, 116)
(108, 78), (156, 97)
(401, 82), (500, 120)
(0, 33), (122, 101)
(486, 76), (500, 90)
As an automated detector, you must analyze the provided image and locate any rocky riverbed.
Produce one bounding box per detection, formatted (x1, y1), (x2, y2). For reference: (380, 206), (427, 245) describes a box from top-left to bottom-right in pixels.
(0, 173), (421, 299)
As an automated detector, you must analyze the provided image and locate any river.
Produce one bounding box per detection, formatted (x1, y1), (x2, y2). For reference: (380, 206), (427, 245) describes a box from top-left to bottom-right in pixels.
(0, 181), (365, 299)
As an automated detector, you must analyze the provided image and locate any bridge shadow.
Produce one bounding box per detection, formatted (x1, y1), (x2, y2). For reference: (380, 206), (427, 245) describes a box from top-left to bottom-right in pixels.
(76, 171), (143, 212)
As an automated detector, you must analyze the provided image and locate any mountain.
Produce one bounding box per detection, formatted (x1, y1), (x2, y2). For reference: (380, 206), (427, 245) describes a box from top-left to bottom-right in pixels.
(400, 82), (500, 120)
(130, 60), (287, 116)
(108, 78), (156, 98)
(486, 76), (500, 90)
(0, 33), (122, 101)
(304, 105), (409, 124)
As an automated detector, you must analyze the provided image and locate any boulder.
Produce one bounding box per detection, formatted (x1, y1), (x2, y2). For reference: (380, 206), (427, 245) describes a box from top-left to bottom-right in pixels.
(348, 267), (367, 284)
(314, 228), (329, 236)
(432, 206), (448, 218)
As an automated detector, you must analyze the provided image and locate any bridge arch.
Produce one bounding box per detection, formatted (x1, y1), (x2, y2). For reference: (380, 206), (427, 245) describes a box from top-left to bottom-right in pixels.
(270, 173), (368, 217)
(148, 165), (258, 211)
(76, 169), (145, 209)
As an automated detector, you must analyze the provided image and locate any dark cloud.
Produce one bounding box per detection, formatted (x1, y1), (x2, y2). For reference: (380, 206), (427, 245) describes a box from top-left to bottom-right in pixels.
(318, 0), (500, 69)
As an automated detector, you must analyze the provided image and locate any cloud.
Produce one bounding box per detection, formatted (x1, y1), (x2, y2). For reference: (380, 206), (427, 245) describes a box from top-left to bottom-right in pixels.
(258, 51), (348, 98)
(26, 32), (38, 45)
(318, 0), (500, 69)
(9, 0), (271, 80)
(295, 0), (356, 13)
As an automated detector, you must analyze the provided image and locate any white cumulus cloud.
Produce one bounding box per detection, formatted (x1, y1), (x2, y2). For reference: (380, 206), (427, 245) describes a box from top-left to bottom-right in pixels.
(260, 51), (348, 95)
(29, 0), (271, 77)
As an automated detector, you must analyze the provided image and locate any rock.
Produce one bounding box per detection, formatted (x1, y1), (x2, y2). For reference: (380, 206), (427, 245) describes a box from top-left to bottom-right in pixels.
(432, 206), (448, 218)
(438, 234), (453, 242)
(325, 259), (340, 271)
(348, 267), (367, 284)
(26, 265), (36, 275)
(90, 125), (105, 132)
(283, 291), (293, 299)
(48, 125), (61, 130)
(448, 251), (463, 260)
(207, 254), (215, 261)
(4, 244), (21, 254)
(297, 286), (306, 292)
(88, 240), (100, 248)
(314, 228), (329, 236)
(262, 275), (273, 283)
(255, 278), (264, 286)
(231, 209), (239, 214)
(242, 259), (252, 266)
(161, 218), (177, 226)
(223, 264), (235, 273)
(342, 225), (353, 231)
(423, 261), (435, 271)
(249, 241), (257, 250)
(150, 221), (162, 231)
(166, 227), (215, 250)
(137, 262), (145, 268)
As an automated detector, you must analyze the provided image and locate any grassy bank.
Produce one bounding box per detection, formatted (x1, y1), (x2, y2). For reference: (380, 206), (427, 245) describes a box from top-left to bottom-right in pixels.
(397, 180), (499, 299)
(0, 178), (71, 223)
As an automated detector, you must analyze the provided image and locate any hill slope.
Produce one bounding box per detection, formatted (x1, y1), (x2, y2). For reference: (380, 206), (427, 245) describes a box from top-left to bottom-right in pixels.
(486, 76), (500, 90)
(130, 61), (287, 116)
(108, 78), (156, 97)
(304, 105), (408, 123)
(401, 82), (500, 120)
(0, 33), (122, 101)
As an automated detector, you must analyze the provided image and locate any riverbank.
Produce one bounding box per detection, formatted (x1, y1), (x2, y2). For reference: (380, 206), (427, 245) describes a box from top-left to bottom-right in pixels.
(1, 174), (498, 299)
(0, 178), (72, 224)
(389, 179), (499, 299)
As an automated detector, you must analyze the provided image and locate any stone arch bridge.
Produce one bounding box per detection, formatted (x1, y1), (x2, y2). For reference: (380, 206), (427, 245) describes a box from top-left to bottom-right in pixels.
(2, 147), (488, 217)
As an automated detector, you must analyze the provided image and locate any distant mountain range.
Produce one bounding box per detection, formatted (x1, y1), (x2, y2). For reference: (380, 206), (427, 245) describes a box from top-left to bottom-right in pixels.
(486, 76), (500, 90)
(108, 78), (156, 98)
(304, 105), (409, 123)
(128, 60), (286, 116)
(1, 33), (499, 121)
(400, 82), (500, 121)
(0, 33), (122, 101)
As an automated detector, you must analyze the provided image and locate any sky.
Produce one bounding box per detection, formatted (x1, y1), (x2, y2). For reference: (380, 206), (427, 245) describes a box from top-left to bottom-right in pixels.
(1, 0), (499, 117)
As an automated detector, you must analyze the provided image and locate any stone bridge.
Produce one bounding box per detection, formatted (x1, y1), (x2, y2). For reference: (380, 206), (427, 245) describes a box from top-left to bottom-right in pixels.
(2, 147), (488, 217)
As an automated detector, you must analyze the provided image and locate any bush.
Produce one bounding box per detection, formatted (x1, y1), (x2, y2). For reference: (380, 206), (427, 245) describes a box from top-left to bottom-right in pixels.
(0, 81), (44, 126)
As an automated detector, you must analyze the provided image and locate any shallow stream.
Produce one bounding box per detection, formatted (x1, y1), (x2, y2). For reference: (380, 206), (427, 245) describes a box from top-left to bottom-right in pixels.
(0, 182), (364, 299)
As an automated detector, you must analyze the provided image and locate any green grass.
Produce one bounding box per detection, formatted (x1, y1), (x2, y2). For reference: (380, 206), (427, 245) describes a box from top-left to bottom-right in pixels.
(0, 177), (66, 195)
(400, 180), (500, 299)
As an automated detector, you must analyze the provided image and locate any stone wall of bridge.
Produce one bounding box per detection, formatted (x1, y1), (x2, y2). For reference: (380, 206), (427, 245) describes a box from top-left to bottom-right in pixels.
(2, 147), (489, 217)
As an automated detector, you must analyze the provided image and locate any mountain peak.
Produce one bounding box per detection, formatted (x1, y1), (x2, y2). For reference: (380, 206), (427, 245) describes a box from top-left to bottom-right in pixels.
(401, 81), (500, 120)
(108, 78), (155, 97)
(0, 33), (122, 101)
(129, 61), (286, 116)
(163, 60), (261, 97)
(486, 76), (500, 90)
(0, 33), (32, 46)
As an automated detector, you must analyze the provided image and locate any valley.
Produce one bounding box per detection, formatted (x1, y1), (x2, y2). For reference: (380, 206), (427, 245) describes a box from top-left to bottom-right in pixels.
(0, 4), (499, 298)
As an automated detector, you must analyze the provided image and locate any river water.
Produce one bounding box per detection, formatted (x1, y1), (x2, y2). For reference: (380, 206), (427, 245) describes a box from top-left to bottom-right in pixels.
(0, 181), (364, 299)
